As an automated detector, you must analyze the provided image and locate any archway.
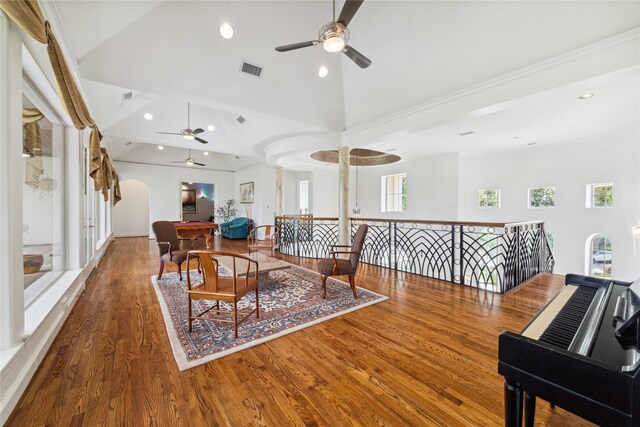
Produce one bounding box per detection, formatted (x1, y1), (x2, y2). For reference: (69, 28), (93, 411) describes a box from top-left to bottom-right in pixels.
(113, 179), (150, 237)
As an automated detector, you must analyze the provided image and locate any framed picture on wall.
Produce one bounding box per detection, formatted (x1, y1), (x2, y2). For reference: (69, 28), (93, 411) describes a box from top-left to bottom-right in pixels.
(182, 189), (197, 213)
(240, 182), (254, 204)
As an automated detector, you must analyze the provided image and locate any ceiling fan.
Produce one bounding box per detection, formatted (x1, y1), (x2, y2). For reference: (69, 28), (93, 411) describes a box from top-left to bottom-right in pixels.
(158, 103), (209, 144)
(171, 149), (205, 167)
(275, 0), (371, 69)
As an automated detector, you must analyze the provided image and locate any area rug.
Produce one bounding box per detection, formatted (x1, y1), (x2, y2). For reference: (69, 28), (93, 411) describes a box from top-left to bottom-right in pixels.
(151, 263), (388, 370)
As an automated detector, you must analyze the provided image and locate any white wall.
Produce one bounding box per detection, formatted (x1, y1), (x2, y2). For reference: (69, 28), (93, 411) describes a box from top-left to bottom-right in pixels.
(114, 162), (235, 236)
(457, 132), (640, 280)
(310, 169), (339, 217)
(113, 179), (150, 237)
(349, 153), (459, 220)
(235, 163), (277, 227)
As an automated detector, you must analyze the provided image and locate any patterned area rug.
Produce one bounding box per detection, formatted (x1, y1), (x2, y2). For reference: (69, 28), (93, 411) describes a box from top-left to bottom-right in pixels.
(151, 263), (388, 370)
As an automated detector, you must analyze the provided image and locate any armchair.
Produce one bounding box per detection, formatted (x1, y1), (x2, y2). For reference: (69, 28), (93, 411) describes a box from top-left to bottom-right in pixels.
(220, 217), (250, 239)
(186, 251), (259, 338)
(152, 221), (200, 281)
(317, 224), (368, 299)
(247, 225), (279, 257)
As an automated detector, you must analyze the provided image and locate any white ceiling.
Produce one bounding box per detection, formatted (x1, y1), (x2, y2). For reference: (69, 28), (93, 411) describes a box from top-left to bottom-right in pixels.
(50, 1), (640, 171)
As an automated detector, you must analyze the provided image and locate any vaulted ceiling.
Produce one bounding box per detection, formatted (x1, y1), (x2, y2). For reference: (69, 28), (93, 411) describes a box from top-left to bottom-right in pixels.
(50, 1), (640, 170)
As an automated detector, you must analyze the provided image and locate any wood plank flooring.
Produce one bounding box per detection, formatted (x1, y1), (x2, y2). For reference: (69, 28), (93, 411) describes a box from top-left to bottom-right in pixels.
(6, 236), (595, 426)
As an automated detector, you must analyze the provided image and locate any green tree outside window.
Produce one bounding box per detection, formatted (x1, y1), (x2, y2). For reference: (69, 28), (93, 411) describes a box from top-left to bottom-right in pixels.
(529, 187), (555, 208)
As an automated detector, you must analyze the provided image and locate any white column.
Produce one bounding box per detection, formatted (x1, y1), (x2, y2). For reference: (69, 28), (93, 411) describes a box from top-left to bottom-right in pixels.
(338, 147), (350, 245)
(275, 166), (284, 216)
(0, 14), (25, 349)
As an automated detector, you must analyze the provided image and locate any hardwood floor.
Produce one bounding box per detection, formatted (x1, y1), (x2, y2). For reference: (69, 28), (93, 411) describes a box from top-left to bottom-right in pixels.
(7, 236), (594, 426)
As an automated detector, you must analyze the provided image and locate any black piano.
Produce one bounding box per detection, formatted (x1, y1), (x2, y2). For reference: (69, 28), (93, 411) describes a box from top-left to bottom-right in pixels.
(499, 274), (640, 427)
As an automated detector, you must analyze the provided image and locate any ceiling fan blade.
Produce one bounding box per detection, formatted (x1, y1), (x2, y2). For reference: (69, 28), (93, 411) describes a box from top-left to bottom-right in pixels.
(193, 128), (205, 134)
(193, 162), (206, 167)
(337, 0), (364, 27)
(343, 45), (371, 68)
(275, 41), (319, 52)
(194, 137), (208, 144)
(157, 132), (183, 135)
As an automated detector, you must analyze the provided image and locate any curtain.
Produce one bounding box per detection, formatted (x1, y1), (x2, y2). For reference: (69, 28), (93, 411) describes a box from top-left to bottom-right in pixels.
(1, 0), (114, 199)
(23, 108), (44, 188)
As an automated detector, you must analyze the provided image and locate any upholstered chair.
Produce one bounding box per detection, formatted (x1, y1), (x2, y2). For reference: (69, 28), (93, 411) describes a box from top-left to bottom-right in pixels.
(317, 224), (368, 299)
(152, 220), (198, 281)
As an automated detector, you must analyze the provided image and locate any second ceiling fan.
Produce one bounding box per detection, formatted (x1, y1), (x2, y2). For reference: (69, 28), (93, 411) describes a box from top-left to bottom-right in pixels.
(275, 0), (371, 69)
(172, 149), (205, 167)
(158, 103), (209, 144)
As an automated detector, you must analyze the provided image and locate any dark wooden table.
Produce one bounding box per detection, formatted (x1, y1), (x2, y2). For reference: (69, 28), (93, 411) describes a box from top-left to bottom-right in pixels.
(172, 221), (218, 248)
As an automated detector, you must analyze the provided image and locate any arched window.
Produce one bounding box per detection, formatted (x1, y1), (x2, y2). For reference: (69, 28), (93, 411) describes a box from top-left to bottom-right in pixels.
(586, 234), (612, 278)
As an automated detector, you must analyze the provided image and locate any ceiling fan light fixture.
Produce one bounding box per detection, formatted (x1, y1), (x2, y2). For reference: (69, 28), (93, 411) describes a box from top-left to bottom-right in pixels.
(323, 36), (345, 53)
(219, 23), (234, 39)
(186, 159), (194, 166)
(183, 134), (195, 140)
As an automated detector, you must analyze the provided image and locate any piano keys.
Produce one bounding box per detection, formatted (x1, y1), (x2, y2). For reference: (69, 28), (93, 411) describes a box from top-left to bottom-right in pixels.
(498, 274), (640, 427)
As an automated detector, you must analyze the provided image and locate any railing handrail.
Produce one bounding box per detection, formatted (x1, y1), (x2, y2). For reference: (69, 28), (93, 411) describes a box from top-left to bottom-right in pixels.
(276, 215), (543, 229)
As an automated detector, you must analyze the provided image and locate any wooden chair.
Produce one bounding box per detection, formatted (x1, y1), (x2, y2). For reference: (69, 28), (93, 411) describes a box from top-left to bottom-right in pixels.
(152, 220), (199, 281)
(247, 225), (279, 257)
(186, 251), (259, 338)
(317, 224), (368, 299)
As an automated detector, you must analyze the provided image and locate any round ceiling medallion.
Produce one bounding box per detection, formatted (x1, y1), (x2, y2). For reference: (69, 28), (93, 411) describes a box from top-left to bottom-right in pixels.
(311, 148), (401, 166)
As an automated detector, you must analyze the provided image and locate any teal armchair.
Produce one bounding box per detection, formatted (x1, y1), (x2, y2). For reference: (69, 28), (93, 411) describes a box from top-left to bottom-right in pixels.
(220, 217), (250, 239)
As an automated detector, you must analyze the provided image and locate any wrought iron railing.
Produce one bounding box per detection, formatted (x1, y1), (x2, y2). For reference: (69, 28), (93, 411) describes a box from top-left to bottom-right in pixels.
(275, 216), (555, 294)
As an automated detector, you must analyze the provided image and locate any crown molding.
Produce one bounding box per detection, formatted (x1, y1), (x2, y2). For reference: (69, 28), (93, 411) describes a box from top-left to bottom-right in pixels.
(343, 27), (640, 138)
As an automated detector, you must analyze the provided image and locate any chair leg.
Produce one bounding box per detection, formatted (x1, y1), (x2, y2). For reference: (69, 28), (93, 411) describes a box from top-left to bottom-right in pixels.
(321, 275), (328, 299)
(197, 257), (201, 274)
(255, 286), (260, 319)
(177, 262), (183, 281)
(233, 301), (239, 339)
(158, 261), (165, 279)
(188, 295), (193, 332)
(348, 275), (358, 299)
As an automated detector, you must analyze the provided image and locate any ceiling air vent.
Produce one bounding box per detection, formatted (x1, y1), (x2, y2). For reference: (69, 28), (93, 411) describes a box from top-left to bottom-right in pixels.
(240, 61), (263, 77)
(236, 115), (246, 125)
(121, 91), (133, 102)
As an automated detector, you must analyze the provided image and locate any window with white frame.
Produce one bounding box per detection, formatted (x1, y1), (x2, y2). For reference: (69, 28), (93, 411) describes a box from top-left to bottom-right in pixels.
(381, 173), (407, 212)
(586, 183), (613, 208)
(22, 91), (67, 308)
(299, 180), (309, 213)
(478, 189), (500, 208)
(528, 187), (555, 208)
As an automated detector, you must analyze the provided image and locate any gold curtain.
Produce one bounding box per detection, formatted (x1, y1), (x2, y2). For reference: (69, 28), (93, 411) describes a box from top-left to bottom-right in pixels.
(1, 0), (111, 198)
(23, 108), (44, 188)
(112, 173), (122, 206)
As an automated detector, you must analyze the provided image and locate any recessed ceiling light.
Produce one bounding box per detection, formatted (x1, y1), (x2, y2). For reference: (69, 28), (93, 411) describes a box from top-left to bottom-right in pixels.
(157, 145), (164, 150)
(527, 142), (537, 146)
(219, 23), (234, 39)
(144, 112), (153, 120)
(318, 66), (328, 78)
(207, 124), (215, 132)
(579, 93), (594, 99)
(203, 151), (209, 156)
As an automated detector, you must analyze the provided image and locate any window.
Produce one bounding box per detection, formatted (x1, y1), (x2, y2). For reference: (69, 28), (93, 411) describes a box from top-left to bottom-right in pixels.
(22, 93), (66, 307)
(479, 189), (500, 208)
(528, 187), (555, 208)
(588, 234), (612, 278)
(299, 180), (309, 213)
(586, 183), (613, 208)
(381, 173), (407, 212)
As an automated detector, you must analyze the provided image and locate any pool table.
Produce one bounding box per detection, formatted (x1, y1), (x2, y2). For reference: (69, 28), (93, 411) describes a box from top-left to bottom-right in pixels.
(172, 221), (218, 249)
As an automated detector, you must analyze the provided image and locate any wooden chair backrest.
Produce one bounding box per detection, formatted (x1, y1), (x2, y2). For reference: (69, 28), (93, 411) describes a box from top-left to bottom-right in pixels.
(249, 225), (279, 243)
(187, 251), (258, 294)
